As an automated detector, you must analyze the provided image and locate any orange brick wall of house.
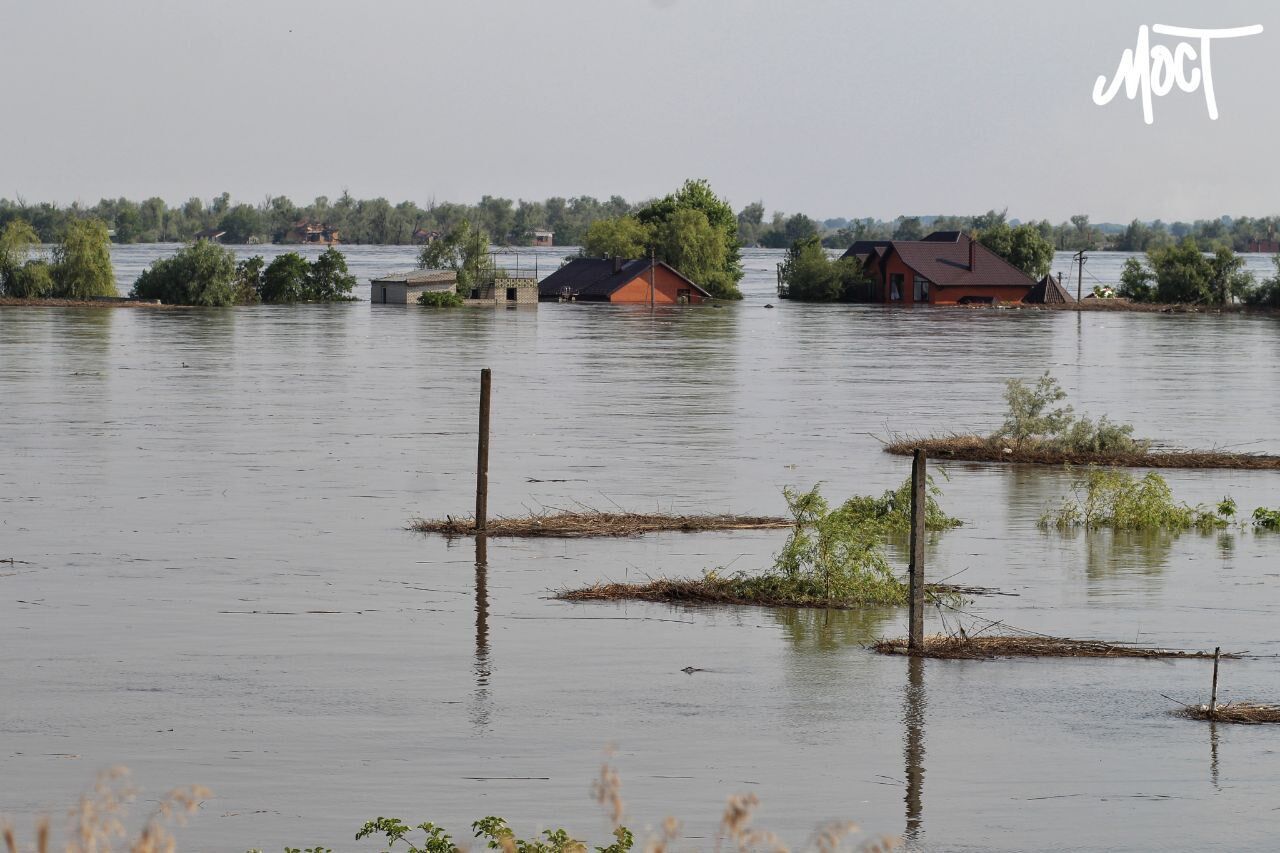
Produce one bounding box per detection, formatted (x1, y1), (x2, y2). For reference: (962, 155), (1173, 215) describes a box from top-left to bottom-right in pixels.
(930, 284), (1032, 304)
(874, 254), (922, 303)
(873, 253), (1030, 304)
(610, 267), (706, 304)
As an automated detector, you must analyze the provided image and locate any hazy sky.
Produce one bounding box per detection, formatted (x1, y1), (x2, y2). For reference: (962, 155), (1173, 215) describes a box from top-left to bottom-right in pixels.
(1, 0), (1275, 222)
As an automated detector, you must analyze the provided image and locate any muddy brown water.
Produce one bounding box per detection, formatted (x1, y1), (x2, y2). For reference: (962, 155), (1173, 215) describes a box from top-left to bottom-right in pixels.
(2, 246), (1279, 851)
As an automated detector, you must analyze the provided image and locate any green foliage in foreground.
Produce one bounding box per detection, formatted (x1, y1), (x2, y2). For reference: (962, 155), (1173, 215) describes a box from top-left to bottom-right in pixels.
(418, 289), (465, 307)
(129, 244), (355, 305)
(776, 235), (871, 301)
(1040, 469), (1231, 532)
(996, 372), (1146, 454)
(344, 815), (634, 853)
(1245, 256), (1280, 307)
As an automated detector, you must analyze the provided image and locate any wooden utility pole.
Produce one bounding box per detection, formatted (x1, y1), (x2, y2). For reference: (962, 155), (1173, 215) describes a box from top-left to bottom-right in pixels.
(475, 368), (491, 532)
(908, 449), (926, 652)
(1074, 250), (1087, 302)
(1209, 646), (1221, 719)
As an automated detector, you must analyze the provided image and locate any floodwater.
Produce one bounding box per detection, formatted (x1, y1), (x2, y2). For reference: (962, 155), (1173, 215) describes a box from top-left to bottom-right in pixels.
(2, 245), (1279, 852)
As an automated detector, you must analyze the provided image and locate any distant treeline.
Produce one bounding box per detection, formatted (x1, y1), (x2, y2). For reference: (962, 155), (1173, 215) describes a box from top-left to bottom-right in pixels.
(2, 193), (1279, 253)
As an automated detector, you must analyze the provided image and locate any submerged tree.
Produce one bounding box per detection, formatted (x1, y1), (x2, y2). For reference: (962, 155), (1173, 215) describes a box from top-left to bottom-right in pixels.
(776, 235), (870, 301)
(635, 178), (743, 299)
(976, 222), (1055, 279)
(418, 219), (491, 290)
(52, 219), (116, 299)
(130, 240), (239, 306)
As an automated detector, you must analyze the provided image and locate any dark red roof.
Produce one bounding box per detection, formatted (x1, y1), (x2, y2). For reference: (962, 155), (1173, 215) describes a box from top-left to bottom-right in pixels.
(538, 258), (710, 300)
(879, 232), (1036, 289)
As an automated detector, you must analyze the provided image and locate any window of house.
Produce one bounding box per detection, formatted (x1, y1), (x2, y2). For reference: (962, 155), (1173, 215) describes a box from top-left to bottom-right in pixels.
(889, 273), (903, 301)
(913, 275), (930, 302)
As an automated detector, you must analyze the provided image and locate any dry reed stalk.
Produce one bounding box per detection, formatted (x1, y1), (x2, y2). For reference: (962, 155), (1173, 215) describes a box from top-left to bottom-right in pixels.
(412, 511), (792, 538)
(883, 435), (1280, 470)
(1, 769), (207, 853)
(872, 634), (1232, 660)
(1177, 702), (1280, 724)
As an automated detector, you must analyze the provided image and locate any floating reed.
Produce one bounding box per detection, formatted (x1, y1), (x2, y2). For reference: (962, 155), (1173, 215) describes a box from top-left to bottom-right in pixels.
(1177, 702), (1280, 724)
(412, 510), (792, 538)
(884, 435), (1280, 471)
(872, 633), (1232, 660)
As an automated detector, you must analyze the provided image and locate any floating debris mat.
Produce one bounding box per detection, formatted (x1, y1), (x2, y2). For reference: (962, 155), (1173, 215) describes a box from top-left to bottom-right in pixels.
(411, 511), (792, 538)
(884, 436), (1280, 470)
(872, 634), (1233, 660)
(1176, 703), (1280, 724)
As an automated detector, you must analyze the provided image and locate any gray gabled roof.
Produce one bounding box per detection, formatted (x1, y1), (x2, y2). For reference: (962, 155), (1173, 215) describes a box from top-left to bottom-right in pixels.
(537, 258), (711, 299)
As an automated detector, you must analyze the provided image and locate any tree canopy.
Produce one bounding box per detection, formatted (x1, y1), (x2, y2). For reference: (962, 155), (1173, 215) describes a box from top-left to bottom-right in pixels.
(776, 235), (870, 302)
(1118, 238), (1254, 305)
(52, 219), (116, 299)
(976, 222), (1055, 279)
(131, 240), (239, 306)
(418, 220), (492, 290)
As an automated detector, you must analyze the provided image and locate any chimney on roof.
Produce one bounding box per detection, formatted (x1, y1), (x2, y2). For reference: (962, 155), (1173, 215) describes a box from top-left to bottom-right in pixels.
(968, 236), (976, 271)
(613, 256), (623, 273)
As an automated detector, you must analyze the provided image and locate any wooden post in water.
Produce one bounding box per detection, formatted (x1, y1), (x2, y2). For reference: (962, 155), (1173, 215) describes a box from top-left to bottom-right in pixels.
(908, 448), (926, 652)
(1209, 646), (1221, 719)
(475, 368), (491, 532)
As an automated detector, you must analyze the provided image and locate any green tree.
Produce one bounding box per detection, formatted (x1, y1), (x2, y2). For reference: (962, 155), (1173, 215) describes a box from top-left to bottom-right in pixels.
(232, 256), (263, 304)
(52, 219), (116, 299)
(307, 247), (357, 301)
(1245, 256), (1280, 307)
(978, 222), (1054, 279)
(259, 252), (311, 303)
(582, 216), (651, 259)
(131, 240), (239, 306)
(1144, 237), (1249, 304)
(777, 235), (870, 302)
(418, 220), (491, 290)
(651, 207), (738, 300)
(636, 178), (742, 299)
(892, 216), (924, 240)
(997, 372), (1075, 449)
(0, 219), (41, 293)
(218, 204), (262, 243)
(1118, 257), (1156, 302)
(736, 201), (765, 245)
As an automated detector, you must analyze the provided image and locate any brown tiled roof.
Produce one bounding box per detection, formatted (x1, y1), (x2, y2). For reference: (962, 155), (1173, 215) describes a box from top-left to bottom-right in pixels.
(841, 240), (892, 260)
(888, 232), (1036, 289)
(1023, 274), (1074, 304)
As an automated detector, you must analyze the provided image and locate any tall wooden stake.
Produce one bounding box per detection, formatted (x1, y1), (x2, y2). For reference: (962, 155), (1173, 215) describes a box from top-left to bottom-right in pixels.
(908, 448), (926, 652)
(1209, 646), (1221, 719)
(475, 368), (491, 532)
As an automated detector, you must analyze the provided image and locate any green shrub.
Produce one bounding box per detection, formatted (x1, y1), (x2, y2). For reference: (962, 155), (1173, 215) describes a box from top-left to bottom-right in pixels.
(776, 235), (871, 301)
(1041, 468), (1230, 532)
(1253, 507), (1280, 530)
(419, 290), (464, 307)
(307, 246), (357, 301)
(994, 372), (1146, 454)
(259, 252), (311, 303)
(5, 259), (55, 298)
(131, 240), (239, 305)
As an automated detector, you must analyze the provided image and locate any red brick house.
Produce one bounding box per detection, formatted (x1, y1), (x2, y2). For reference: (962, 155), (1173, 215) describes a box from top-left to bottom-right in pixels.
(537, 258), (710, 304)
(842, 231), (1036, 305)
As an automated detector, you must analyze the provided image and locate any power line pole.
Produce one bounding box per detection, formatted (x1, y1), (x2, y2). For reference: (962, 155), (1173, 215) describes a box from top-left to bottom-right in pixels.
(1073, 249), (1087, 302)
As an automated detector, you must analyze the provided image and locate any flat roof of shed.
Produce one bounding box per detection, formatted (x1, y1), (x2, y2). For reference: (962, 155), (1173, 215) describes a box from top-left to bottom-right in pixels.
(370, 269), (456, 284)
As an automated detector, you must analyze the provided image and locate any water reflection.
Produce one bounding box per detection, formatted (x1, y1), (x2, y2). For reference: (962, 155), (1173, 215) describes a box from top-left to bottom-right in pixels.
(472, 535), (492, 733)
(1209, 720), (1220, 791)
(903, 656), (926, 846)
(772, 606), (893, 653)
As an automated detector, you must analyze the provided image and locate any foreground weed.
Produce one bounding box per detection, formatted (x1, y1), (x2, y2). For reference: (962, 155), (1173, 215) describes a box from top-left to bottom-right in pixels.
(2, 767), (208, 853)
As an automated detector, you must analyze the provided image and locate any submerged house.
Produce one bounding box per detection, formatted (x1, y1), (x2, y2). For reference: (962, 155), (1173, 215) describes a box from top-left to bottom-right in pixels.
(286, 221), (341, 245)
(531, 229), (554, 247)
(537, 258), (710, 304)
(842, 231), (1037, 305)
(369, 270), (458, 304)
(369, 268), (538, 305)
